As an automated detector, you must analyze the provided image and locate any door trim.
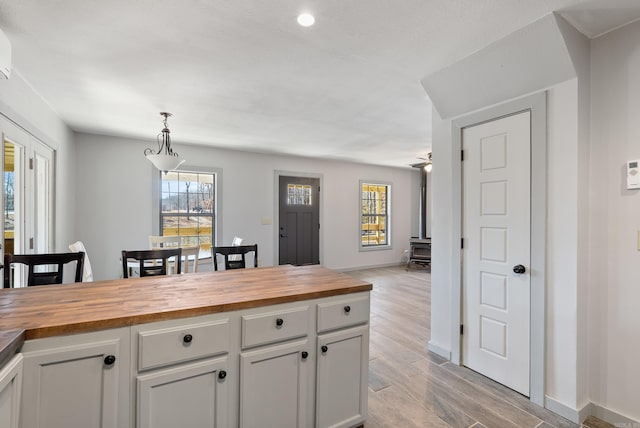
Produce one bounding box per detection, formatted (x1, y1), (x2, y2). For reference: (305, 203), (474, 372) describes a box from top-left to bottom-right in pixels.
(274, 170), (323, 266)
(451, 92), (546, 406)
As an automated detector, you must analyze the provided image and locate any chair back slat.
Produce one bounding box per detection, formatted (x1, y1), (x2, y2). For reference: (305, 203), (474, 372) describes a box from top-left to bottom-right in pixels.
(3, 252), (85, 288)
(121, 248), (182, 278)
(213, 245), (258, 271)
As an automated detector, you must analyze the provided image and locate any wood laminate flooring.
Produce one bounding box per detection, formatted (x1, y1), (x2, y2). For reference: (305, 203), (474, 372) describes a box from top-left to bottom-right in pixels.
(346, 266), (581, 428)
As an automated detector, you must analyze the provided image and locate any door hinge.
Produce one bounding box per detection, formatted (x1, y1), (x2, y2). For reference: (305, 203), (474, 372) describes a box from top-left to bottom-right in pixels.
(29, 157), (34, 170)
(461, 150), (464, 161)
(318, 223), (320, 230)
(29, 237), (34, 250)
(461, 238), (464, 249)
(460, 324), (464, 335)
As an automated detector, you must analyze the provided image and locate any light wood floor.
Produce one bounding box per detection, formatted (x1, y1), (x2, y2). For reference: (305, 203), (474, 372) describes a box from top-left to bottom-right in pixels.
(346, 266), (580, 428)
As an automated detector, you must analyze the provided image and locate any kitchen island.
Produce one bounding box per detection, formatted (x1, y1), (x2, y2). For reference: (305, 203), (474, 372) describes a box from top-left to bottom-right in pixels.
(0, 264), (372, 428)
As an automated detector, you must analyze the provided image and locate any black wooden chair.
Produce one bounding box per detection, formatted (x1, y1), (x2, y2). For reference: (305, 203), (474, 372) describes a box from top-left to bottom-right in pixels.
(3, 252), (85, 288)
(213, 245), (258, 271)
(121, 248), (182, 278)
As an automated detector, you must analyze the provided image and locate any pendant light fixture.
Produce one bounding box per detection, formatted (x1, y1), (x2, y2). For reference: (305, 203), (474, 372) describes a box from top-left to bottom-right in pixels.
(144, 112), (185, 172)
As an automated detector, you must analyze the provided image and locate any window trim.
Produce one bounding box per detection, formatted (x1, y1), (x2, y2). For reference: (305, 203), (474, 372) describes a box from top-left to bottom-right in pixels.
(152, 165), (222, 258)
(359, 179), (392, 252)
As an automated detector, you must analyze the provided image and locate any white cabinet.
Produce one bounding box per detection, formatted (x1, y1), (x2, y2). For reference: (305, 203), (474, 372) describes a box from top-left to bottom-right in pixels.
(132, 315), (230, 428)
(14, 291), (370, 428)
(20, 328), (130, 428)
(137, 356), (228, 428)
(0, 354), (23, 428)
(316, 294), (370, 428)
(239, 304), (313, 428)
(316, 326), (369, 428)
(240, 339), (312, 428)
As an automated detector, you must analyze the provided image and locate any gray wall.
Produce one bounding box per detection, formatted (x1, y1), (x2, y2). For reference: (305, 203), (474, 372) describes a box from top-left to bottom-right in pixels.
(74, 132), (421, 280)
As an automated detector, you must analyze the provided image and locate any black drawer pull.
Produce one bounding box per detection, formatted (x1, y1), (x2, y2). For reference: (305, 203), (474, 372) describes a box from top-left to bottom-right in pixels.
(218, 370), (227, 380)
(301, 351), (309, 359)
(104, 355), (116, 366)
(183, 334), (193, 344)
(276, 318), (284, 326)
(321, 345), (328, 353)
(344, 305), (351, 313)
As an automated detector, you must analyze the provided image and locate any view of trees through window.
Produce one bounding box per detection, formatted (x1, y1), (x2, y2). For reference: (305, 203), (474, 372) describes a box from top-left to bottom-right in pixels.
(360, 182), (390, 247)
(160, 171), (215, 258)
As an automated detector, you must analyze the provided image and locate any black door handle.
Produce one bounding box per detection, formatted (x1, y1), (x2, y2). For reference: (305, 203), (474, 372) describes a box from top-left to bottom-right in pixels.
(513, 264), (526, 274)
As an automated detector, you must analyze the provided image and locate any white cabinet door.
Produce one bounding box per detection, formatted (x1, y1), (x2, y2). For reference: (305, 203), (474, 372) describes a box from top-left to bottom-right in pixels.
(137, 357), (228, 428)
(0, 354), (23, 428)
(21, 330), (129, 428)
(239, 339), (311, 428)
(316, 325), (369, 428)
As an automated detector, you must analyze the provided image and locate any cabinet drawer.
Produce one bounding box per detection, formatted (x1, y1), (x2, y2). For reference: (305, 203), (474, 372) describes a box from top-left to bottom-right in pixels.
(138, 319), (229, 371)
(242, 306), (309, 349)
(317, 295), (370, 333)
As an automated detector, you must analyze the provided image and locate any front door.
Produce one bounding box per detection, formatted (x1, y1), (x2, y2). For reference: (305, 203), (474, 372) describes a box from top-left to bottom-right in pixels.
(278, 176), (319, 266)
(462, 111), (531, 396)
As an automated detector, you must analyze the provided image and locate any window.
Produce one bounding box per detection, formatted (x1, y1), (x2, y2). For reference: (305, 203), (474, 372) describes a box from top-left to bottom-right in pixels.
(160, 171), (215, 258)
(360, 181), (390, 248)
(286, 183), (312, 205)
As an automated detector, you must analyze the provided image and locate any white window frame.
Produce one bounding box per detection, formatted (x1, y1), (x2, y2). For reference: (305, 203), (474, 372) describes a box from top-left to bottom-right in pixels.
(359, 180), (392, 251)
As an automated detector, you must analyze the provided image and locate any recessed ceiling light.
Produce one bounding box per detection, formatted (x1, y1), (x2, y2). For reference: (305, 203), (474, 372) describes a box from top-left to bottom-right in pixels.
(297, 13), (315, 27)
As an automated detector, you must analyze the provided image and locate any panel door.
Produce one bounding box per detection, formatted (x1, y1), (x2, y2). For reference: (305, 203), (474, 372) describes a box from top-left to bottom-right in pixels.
(1, 117), (55, 287)
(0, 354), (23, 428)
(21, 339), (121, 428)
(137, 357), (228, 428)
(240, 340), (311, 428)
(278, 176), (320, 266)
(462, 111), (531, 396)
(316, 325), (369, 428)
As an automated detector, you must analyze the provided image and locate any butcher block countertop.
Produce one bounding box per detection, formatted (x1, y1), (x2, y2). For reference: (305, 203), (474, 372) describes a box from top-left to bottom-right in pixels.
(0, 329), (24, 368)
(0, 265), (372, 350)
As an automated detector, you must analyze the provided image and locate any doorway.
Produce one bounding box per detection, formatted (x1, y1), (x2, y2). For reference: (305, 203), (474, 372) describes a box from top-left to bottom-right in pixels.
(1, 115), (55, 287)
(462, 111), (531, 396)
(450, 92), (546, 405)
(278, 176), (320, 266)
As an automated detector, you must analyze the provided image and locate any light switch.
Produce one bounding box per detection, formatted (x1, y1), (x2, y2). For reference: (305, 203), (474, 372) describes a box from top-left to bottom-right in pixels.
(261, 217), (272, 225)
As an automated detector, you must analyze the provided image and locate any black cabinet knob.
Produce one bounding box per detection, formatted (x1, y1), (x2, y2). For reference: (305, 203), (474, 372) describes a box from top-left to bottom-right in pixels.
(321, 345), (328, 353)
(513, 264), (526, 274)
(218, 370), (227, 380)
(183, 334), (193, 343)
(344, 305), (351, 313)
(276, 318), (284, 326)
(301, 351), (309, 359)
(104, 355), (116, 366)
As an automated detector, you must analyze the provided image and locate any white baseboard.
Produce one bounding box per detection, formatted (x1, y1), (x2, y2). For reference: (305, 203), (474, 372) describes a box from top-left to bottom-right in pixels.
(544, 396), (583, 423)
(544, 397), (640, 426)
(427, 341), (451, 360)
(334, 262), (405, 273)
(591, 403), (640, 426)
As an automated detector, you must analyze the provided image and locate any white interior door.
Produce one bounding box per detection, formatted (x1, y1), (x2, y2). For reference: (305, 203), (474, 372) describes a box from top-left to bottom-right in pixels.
(1, 115), (55, 287)
(462, 111), (531, 396)
(31, 139), (54, 254)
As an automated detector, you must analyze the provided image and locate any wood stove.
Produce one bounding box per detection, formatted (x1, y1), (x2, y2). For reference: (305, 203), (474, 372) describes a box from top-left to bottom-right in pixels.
(407, 237), (431, 269)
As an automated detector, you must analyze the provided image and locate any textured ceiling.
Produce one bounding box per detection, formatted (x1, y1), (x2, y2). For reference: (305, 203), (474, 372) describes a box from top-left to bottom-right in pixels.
(0, 0), (638, 167)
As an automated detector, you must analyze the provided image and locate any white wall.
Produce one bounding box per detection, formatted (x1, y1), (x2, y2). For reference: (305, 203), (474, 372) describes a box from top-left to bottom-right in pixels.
(589, 20), (640, 423)
(429, 15), (640, 424)
(0, 71), (76, 253)
(427, 13), (596, 420)
(75, 133), (420, 280)
(545, 79), (580, 410)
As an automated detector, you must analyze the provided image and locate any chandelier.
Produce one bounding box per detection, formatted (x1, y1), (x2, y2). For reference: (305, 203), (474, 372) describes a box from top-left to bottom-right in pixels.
(144, 112), (185, 172)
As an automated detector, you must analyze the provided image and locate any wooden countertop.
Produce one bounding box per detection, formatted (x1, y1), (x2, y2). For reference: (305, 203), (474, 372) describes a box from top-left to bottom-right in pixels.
(0, 329), (24, 368)
(0, 265), (372, 343)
